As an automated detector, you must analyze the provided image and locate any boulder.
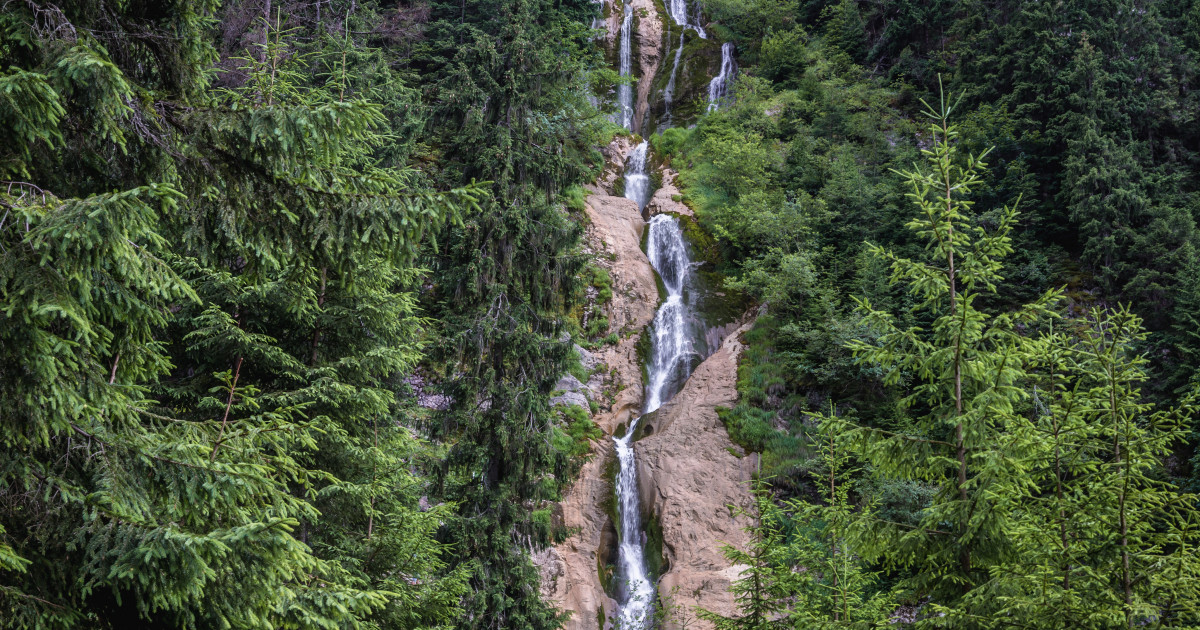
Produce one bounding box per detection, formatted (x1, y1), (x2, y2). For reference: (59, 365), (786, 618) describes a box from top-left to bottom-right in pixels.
(551, 391), (590, 411)
(556, 374), (588, 394)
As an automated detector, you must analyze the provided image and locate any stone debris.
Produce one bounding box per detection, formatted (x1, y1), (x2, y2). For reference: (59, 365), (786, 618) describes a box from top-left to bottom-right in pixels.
(403, 373), (452, 410)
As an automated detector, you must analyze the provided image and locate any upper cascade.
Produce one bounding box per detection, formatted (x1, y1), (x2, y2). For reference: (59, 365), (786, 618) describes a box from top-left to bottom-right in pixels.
(617, 1), (635, 129)
(667, 0), (706, 38)
(706, 42), (736, 111)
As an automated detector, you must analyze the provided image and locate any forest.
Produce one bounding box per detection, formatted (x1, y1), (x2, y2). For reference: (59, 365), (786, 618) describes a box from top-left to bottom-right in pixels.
(0, 0), (1198, 629)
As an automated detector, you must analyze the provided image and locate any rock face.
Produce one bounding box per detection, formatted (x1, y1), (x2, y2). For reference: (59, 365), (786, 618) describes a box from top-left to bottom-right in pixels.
(588, 135), (637, 197)
(630, 0), (665, 135)
(646, 167), (692, 217)
(636, 316), (759, 629)
(542, 183), (659, 630)
(543, 134), (756, 629)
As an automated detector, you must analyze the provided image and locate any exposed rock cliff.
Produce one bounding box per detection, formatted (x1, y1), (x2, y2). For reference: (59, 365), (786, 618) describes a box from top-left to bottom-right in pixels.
(646, 167), (691, 217)
(630, 0), (665, 135)
(635, 316), (758, 629)
(541, 187), (657, 630)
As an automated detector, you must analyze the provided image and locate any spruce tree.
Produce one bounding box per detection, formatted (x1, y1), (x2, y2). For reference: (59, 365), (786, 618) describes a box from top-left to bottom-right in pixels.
(418, 0), (603, 626)
(698, 484), (798, 630)
(975, 309), (1200, 629)
(830, 83), (1061, 617)
(1, 3), (479, 627)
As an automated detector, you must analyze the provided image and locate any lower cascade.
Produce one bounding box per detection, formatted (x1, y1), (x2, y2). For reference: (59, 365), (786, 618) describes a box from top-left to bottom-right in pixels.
(614, 415), (655, 628)
(613, 209), (700, 626)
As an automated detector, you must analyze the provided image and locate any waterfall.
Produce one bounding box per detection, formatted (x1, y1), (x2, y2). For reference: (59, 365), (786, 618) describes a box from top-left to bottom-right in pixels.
(643, 215), (696, 411)
(614, 415), (655, 629)
(706, 42), (736, 112)
(590, 0), (605, 35)
(623, 141), (651, 211)
(666, 0), (706, 38)
(617, 2), (634, 129)
(612, 212), (700, 628)
(660, 32), (686, 128)
(609, 4), (717, 626)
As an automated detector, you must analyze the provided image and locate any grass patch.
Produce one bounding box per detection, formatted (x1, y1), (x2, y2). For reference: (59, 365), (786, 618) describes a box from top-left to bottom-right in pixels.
(553, 404), (604, 460)
(715, 315), (813, 486)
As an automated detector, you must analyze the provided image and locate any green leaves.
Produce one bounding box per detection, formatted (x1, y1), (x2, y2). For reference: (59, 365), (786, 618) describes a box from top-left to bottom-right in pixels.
(0, 68), (64, 178)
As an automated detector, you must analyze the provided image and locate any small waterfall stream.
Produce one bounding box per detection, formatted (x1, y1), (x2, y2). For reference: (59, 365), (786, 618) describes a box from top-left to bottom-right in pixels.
(660, 0), (707, 127)
(642, 215), (698, 411)
(613, 415), (655, 628)
(706, 42), (736, 111)
(667, 0), (706, 38)
(617, 2), (634, 129)
(660, 32), (686, 128)
(623, 141), (652, 211)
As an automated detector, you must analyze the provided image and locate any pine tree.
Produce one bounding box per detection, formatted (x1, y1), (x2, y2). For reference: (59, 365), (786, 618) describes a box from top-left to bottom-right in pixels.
(787, 411), (890, 628)
(698, 483), (797, 630)
(829, 82), (1061, 617)
(1, 3), (479, 627)
(975, 309), (1200, 629)
(418, 0), (604, 626)
(702, 415), (888, 630)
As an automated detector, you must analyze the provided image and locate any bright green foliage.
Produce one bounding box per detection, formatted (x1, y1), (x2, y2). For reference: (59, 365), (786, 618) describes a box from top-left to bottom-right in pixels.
(831, 88), (1060, 606)
(698, 485), (798, 630)
(784, 415), (891, 628)
(700, 420), (888, 629)
(968, 309), (1200, 629)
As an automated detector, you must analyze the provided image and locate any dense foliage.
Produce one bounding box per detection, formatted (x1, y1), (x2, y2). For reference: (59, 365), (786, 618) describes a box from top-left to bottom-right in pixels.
(4, 0), (1200, 628)
(0, 0), (605, 628)
(668, 0), (1200, 627)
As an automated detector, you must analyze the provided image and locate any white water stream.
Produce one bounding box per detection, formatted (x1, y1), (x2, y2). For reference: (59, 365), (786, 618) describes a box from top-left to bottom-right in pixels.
(667, 0), (706, 38)
(623, 141), (652, 211)
(617, 1), (635, 129)
(707, 42), (736, 111)
(614, 216), (698, 629)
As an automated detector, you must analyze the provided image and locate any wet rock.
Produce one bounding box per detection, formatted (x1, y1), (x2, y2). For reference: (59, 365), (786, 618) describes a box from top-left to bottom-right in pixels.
(635, 315), (759, 629)
(631, 0), (665, 134)
(646, 167), (692, 217)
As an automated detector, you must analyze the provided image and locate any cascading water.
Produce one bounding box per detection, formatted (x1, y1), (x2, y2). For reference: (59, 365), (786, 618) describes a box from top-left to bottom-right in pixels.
(666, 0), (706, 38)
(623, 141), (652, 211)
(706, 42), (736, 112)
(613, 415), (655, 629)
(613, 214), (700, 628)
(659, 0), (707, 127)
(660, 32), (686, 128)
(608, 2), (727, 626)
(642, 215), (698, 411)
(617, 2), (634, 129)
(590, 0), (606, 35)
